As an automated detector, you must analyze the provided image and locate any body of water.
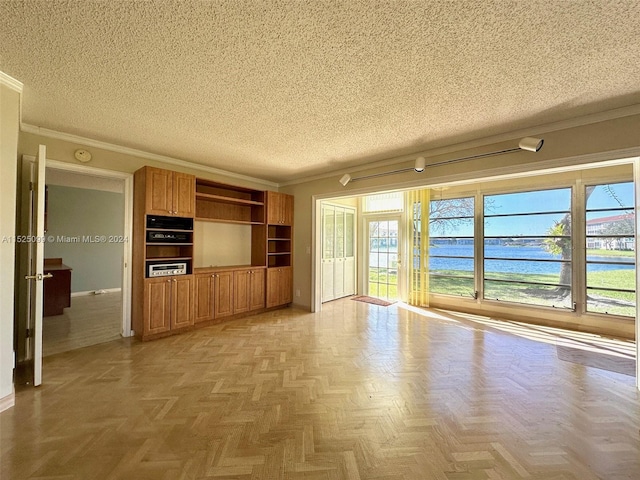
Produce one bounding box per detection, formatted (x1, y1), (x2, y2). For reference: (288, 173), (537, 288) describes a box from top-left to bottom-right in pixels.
(369, 245), (635, 273)
(427, 244), (634, 274)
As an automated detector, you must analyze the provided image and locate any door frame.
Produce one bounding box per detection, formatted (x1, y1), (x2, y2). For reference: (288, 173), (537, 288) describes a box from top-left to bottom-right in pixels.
(320, 201), (357, 303)
(20, 156), (134, 339)
(363, 213), (404, 301)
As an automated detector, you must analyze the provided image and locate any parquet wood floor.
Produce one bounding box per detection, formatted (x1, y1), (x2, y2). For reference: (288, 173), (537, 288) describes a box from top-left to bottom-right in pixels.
(2, 299), (639, 480)
(43, 292), (122, 356)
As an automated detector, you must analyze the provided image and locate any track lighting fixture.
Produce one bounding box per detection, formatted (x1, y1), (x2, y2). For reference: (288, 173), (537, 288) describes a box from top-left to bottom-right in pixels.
(339, 173), (352, 186)
(338, 137), (544, 186)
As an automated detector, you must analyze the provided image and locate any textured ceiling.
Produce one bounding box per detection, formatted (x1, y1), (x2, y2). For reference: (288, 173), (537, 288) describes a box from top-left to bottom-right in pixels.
(1, 1), (640, 183)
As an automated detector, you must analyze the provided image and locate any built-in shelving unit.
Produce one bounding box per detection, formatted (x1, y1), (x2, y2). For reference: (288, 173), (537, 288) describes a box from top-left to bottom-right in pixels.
(195, 179), (265, 224)
(267, 225), (292, 267)
(133, 166), (293, 342)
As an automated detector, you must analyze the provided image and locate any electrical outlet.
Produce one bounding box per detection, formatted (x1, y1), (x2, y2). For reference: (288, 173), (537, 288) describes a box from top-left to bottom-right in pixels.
(296, 289), (301, 297)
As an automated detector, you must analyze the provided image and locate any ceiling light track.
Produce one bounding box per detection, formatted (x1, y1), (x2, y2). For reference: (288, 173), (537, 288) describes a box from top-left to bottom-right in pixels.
(339, 137), (544, 186)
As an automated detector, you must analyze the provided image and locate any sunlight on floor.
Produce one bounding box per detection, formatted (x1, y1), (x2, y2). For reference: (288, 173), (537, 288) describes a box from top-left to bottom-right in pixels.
(397, 302), (635, 359)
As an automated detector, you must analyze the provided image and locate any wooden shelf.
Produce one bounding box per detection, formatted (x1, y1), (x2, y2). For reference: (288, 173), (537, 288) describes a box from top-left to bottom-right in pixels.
(195, 217), (263, 225)
(146, 228), (194, 233)
(146, 256), (193, 261)
(145, 242), (193, 246)
(196, 192), (264, 206)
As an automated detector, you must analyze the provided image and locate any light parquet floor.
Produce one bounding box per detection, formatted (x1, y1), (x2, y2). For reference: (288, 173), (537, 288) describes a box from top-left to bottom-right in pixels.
(43, 291), (122, 357)
(2, 298), (639, 480)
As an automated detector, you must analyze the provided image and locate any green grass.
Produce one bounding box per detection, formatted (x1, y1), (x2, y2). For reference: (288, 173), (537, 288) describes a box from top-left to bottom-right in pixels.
(370, 267), (636, 316)
(586, 249), (634, 258)
(429, 269), (635, 316)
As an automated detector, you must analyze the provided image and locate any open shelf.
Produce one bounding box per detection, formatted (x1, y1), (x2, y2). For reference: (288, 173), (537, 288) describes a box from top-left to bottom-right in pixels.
(195, 179), (265, 224)
(195, 216), (263, 225)
(196, 192), (264, 206)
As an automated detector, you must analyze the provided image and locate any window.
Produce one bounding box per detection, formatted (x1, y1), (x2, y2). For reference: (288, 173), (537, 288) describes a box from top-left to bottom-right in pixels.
(428, 197), (475, 297)
(585, 182), (635, 316)
(483, 188), (573, 309)
(363, 192), (403, 213)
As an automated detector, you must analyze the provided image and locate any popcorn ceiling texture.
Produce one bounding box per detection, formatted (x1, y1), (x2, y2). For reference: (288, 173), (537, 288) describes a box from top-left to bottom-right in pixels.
(1, 1), (639, 182)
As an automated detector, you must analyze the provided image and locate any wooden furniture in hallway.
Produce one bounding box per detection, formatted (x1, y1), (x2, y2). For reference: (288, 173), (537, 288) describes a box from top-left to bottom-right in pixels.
(43, 258), (72, 317)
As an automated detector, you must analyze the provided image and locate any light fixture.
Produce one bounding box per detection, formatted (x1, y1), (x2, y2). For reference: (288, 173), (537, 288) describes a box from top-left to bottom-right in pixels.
(339, 173), (352, 186)
(338, 137), (544, 186)
(518, 137), (544, 152)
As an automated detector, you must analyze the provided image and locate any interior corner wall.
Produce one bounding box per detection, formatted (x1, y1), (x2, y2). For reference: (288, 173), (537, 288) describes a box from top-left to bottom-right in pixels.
(0, 83), (20, 406)
(280, 113), (640, 313)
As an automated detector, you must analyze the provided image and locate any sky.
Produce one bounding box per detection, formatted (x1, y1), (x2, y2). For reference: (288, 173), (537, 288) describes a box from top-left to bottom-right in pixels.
(431, 182), (634, 238)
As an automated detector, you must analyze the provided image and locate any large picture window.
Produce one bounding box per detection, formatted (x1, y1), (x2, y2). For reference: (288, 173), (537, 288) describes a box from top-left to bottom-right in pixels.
(483, 188), (573, 309)
(585, 182), (635, 316)
(428, 197), (475, 297)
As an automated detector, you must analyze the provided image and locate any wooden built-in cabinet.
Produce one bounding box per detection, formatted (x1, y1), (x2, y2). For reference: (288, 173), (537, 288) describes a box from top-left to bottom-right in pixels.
(143, 275), (194, 335)
(140, 166), (196, 217)
(133, 165), (293, 341)
(194, 267), (265, 324)
(265, 191), (294, 308)
(266, 267), (293, 308)
(266, 191), (293, 225)
(234, 268), (266, 313)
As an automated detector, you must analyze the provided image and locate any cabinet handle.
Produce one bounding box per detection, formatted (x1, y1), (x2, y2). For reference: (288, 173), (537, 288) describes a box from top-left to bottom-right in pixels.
(173, 278), (177, 282)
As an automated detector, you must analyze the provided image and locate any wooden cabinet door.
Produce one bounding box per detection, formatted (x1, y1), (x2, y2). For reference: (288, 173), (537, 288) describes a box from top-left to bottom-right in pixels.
(281, 193), (294, 226)
(266, 268), (279, 308)
(266, 267), (292, 308)
(280, 267), (293, 305)
(266, 191), (282, 225)
(214, 271), (234, 318)
(143, 278), (172, 335)
(233, 269), (251, 314)
(249, 270), (265, 310)
(171, 275), (194, 330)
(146, 167), (173, 215)
(267, 191), (293, 225)
(173, 172), (195, 217)
(194, 273), (215, 324)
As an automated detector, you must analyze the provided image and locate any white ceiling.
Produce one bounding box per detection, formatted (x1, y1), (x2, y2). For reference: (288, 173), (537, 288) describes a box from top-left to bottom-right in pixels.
(1, 1), (640, 183)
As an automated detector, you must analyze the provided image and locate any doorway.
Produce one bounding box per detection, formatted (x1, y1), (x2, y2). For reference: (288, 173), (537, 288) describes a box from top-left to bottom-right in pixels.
(41, 167), (128, 356)
(14, 154), (132, 385)
(366, 216), (402, 301)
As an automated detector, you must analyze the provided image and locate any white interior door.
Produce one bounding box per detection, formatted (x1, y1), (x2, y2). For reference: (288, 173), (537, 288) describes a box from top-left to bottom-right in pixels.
(23, 145), (47, 386)
(322, 203), (357, 302)
(333, 208), (345, 298)
(322, 205), (335, 301)
(344, 209), (356, 295)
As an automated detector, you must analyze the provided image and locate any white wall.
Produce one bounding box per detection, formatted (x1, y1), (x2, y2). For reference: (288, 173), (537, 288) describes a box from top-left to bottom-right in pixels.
(0, 75), (21, 410)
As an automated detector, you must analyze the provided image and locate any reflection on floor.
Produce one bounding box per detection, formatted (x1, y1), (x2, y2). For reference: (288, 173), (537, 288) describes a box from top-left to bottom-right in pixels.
(4, 298), (638, 479)
(43, 291), (122, 356)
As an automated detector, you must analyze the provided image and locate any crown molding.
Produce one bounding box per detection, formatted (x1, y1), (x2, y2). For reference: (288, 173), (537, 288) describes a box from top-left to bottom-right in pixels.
(20, 124), (279, 188)
(280, 104), (640, 187)
(0, 71), (23, 92)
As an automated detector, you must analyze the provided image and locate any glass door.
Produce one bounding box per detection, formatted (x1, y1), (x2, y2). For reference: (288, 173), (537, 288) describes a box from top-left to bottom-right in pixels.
(367, 216), (401, 300)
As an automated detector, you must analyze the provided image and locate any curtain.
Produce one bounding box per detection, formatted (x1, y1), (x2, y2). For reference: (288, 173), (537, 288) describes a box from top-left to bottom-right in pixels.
(407, 189), (430, 306)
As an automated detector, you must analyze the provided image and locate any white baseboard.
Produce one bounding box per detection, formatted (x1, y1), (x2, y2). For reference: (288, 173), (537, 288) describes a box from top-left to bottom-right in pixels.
(71, 287), (122, 298)
(0, 391), (15, 413)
